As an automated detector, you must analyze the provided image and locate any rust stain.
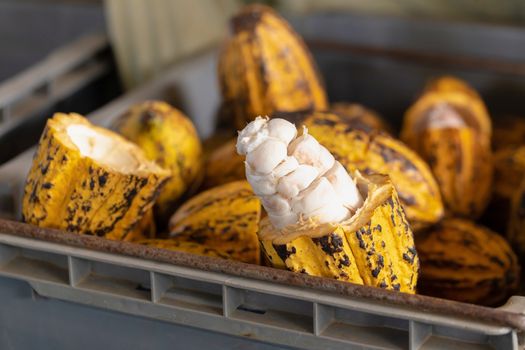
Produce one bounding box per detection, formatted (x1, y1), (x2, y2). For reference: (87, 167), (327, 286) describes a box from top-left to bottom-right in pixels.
(0, 218), (524, 330)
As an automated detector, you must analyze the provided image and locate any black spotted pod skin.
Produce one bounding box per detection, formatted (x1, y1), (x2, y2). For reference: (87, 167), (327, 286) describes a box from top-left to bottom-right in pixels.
(417, 218), (519, 306)
(22, 113), (170, 241)
(295, 111), (444, 232)
(259, 173), (419, 294)
(169, 180), (261, 265)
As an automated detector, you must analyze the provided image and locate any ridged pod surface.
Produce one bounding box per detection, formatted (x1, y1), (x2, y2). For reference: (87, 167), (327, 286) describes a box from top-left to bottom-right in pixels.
(22, 113), (170, 241)
(483, 147), (525, 233)
(330, 102), (392, 134)
(260, 173), (419, 293)
(401, 76), (493, 218)
(202, 138), (245, 189)
(493, 116), (525, 151)
(416, 219), (519, 306)
(508, 176), (525, 258)
(294, 111), (443, 231)
(113, 101), (203, 225)
(169, 181), (261, 264)
(137, 239), (232, 260)
(218, 4), (328, 129)
(202, 131), (235, 159)
(418, 127), (492, 218)
(127, 209), (156, 241)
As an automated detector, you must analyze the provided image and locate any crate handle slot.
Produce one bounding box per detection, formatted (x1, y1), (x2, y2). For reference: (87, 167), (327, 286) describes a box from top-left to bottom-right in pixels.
(236, 305), (266, 315)
(223, 286), (313, 334)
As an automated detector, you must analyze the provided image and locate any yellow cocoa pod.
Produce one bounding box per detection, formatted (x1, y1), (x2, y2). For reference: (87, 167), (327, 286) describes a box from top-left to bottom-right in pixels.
(483, 147), (525, 233)
(330, 102), (393, 134)
(219, 4), (328, 129)
(169, 180), (261, 264)
(202, 131), (236, 160)
(493, 115), (525, 151)
(202, 138), (245, 189)
(137, 239), (232, 260)
(402, 76), (491, 142)
(419, 127), (492, 218)
(416, 219), (520, 306)
(113, 101), (203, 225)
(126, 209), (156, 241)
(507, 177), (525, 258)
(22, 113), (170, 241)
(401, 76), (493, 218)
(260, 172), (419, 293)
(297, 111), (443, 232)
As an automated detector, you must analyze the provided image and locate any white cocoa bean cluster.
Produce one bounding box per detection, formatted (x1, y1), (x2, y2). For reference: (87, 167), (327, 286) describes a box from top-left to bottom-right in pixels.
(236, 117), (363, 229)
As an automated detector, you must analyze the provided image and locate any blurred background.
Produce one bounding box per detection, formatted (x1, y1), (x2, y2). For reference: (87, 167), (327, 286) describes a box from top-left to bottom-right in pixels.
(1, 0), (524, 163)
(2, 0), (525, 87)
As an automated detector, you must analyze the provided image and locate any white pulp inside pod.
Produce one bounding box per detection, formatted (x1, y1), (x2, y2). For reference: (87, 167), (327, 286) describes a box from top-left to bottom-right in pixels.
(426, 103), (466, 129)
(67, 124), (139, 173)
(237, 116), (364, 230)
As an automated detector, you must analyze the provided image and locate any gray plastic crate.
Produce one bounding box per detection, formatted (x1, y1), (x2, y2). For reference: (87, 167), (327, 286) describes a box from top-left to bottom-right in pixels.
(0, 220), (523, 350)
(1, 12), (525, 350)
(0, 33), (121, 166)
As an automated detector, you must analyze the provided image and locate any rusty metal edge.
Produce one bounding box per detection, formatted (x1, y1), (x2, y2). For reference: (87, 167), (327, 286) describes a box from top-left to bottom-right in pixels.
(0, 218), (524, 331)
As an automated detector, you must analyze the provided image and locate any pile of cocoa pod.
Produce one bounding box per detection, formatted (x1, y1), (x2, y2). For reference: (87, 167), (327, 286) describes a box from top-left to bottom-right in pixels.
(21, 4), (522, 306)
